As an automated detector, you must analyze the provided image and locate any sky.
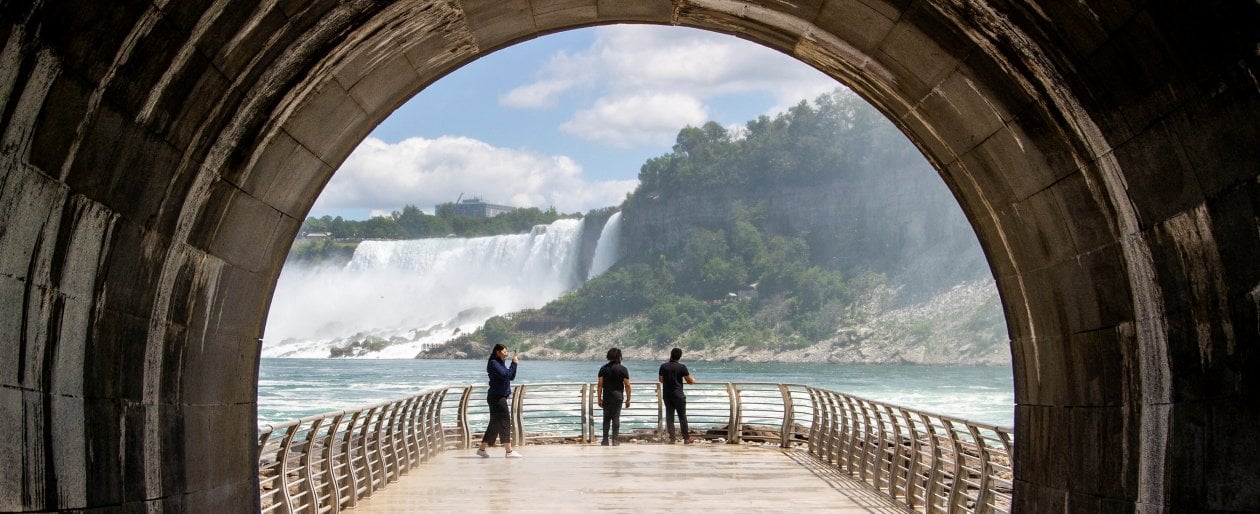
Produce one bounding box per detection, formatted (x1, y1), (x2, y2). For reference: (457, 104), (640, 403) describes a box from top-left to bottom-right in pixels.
(309, 25), (841, 221)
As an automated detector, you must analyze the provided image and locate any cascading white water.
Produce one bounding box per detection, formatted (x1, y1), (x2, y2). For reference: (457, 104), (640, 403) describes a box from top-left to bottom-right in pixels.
(587, 211), (622, 279)
(263, 218), (589, 358)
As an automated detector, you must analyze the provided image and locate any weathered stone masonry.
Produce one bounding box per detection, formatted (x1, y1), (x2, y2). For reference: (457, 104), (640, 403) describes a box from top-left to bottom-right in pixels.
(0, 1), (1256, 511)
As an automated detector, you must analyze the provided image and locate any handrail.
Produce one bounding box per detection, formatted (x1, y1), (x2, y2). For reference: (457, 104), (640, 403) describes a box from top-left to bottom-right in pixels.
(258, 388), (450, 513)
(259, 382), (1012, 513)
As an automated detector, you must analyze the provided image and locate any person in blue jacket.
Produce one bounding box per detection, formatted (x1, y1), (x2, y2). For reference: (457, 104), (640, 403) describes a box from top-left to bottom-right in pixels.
(477, 343), (523, 458)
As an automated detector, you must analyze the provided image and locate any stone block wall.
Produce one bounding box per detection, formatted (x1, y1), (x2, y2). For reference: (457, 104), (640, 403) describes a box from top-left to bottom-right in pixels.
(0, 1), (1255, 511)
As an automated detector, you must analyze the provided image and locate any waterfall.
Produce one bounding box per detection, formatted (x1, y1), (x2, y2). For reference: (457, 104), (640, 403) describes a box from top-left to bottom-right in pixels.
(587, 211), (622, 279)
(263, 218), (587, 358)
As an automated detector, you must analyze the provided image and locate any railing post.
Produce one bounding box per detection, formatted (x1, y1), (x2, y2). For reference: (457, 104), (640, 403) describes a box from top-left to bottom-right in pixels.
(968, 424), (994, 514)
(727, 383), (740, 443)
(654, 382), (663, 438)
(407, 395), (425, 468)
(812, 389), (836, 463)
(881, 405), (903, 501)
(383, 401), (402, 482)
(358, 406), (379, 497)
(398, 396), (418, 472)
(340, 411), (364, 507)
(394, 400), (408, 476)
(512, 384), (525, 445)
(392, 398), (408, 473)
(840, 395), (863, 474)
(778, 384), (794, 448)
(835, 392), (853, 468)
(457, 386), (472, 449)
(422, 390), (444, 461)
(373, 404), (393, 486)
(582, 382), (592, 443)
(822, 389), (842, 464)
(323, 413), (346, 514)
(918, 413), (943, 513)
(897, 408), (923, 511)
(298, 418), (325, 513)
(257, 428), (278, 512)
(417, 391), (433, 460)
(806, 388), (826, 456)
(873, 404), (893, 495)
(998, 429), (1012, 457)
(276, 426), (299, 514)
(856, 398), (878, 485)
(941, 419), (966, 513)
(822, 392), (841, 465)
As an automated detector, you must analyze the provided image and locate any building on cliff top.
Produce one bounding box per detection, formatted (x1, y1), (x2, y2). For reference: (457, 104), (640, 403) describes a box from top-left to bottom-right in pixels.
(438, 197), (517, 218)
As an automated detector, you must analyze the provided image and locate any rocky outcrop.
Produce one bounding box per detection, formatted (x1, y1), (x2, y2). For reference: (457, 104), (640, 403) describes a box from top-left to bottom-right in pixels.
(573, 210), (615, 281)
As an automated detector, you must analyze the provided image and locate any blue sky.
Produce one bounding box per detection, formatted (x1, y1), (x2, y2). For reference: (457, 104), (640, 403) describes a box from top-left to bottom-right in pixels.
(310, 25), (839, 220)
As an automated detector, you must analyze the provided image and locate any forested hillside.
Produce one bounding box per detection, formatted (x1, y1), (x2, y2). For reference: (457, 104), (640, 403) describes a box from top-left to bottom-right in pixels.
(423, 90), (1009, 364)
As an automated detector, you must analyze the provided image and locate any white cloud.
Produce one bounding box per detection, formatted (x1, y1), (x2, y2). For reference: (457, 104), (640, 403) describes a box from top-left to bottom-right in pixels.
(503, 25), (839, 147)
(560, 93), (708, 148)
(312, 137), (637, 215)
(596, 25), (838, 104)
(498, 77), (576, 109)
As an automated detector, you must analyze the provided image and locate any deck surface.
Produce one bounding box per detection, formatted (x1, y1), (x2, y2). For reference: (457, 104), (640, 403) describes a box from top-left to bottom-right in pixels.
(352, 442), (908, 513)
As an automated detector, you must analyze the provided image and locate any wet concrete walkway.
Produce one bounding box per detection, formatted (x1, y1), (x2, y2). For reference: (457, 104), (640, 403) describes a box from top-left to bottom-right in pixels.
(353, 442), (907, 513)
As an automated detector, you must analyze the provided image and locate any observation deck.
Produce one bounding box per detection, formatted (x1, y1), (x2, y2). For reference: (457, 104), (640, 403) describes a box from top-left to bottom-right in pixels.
(348, 443), (904, 512)
(259, 383), (1012, 513)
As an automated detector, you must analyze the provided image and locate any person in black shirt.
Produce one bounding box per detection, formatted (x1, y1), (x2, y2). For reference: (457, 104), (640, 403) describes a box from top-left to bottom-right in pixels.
(597, 347), (631, 446)
(658, 347), (697, 444)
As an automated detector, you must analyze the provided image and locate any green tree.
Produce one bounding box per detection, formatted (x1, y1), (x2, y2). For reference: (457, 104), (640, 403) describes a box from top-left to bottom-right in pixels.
(678, 229), (750, 299)
(483, 316), (517, 347)
(360, 216), (403, 239)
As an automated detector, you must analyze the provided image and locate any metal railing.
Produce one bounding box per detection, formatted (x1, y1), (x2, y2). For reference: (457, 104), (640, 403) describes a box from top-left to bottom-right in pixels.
(258, 383), (1012, 513)
(257, 388), (447, 513)
(807, 388), (1013, 513)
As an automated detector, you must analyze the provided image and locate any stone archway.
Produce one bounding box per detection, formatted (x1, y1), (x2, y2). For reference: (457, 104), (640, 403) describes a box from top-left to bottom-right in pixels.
(1, 1), (1256, 511)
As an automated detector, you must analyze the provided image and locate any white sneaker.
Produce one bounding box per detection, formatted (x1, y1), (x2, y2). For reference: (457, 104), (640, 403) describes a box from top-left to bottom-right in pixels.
(505, 451), (524, 458)
(476, 448), (489, 458)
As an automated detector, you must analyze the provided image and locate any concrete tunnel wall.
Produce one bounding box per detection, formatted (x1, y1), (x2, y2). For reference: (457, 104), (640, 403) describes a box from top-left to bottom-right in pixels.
(0, 0), (1256, 511)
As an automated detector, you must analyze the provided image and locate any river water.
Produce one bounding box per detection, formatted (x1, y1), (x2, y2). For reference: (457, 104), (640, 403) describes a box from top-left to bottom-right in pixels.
(258, 358), (1013, 427)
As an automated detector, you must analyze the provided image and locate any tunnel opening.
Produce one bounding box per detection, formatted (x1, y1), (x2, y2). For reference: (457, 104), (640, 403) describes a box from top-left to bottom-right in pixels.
(257, 23), (1010, 423)
(1, 1), (1256, 511)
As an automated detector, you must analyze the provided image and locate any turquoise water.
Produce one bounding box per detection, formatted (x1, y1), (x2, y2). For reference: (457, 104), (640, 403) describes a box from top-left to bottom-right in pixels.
(258, 358), (1014, 428)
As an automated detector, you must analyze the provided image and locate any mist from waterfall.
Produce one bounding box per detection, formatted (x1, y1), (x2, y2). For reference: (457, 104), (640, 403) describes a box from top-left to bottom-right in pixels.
(587, 211), (622, 279)
(263, 218), (595, 358)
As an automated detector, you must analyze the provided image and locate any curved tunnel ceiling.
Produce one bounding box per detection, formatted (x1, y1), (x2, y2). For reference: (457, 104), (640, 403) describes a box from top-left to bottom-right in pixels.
(0, 1), (1256, 511)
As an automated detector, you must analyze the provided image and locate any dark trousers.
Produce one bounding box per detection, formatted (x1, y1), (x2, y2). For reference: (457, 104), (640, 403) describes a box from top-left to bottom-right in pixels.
(482, 396), (512, 445)
(664, 393), (688, 440)
(602, 391), (624, 440)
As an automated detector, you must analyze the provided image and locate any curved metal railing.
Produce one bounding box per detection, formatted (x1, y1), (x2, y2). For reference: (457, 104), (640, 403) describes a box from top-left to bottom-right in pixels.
(257, 388), (448, 513)
(258, 383), (1012, 513)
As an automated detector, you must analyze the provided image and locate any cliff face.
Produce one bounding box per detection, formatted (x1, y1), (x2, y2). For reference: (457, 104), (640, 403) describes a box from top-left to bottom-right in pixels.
(573, 211), (614, 281)
(621, 161), (991, 300)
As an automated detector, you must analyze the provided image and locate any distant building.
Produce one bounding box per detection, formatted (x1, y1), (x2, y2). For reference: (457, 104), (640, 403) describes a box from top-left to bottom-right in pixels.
(441, 197), (517, 218)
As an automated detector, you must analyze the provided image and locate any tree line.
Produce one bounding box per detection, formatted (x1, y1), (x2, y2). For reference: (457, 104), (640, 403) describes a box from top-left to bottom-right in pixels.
(300, 204), (576, 240)
(290, 204), (580, 265)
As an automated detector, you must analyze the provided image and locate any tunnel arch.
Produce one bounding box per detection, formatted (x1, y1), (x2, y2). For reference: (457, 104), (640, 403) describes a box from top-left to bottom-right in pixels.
(1, 1), (1256, 511)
